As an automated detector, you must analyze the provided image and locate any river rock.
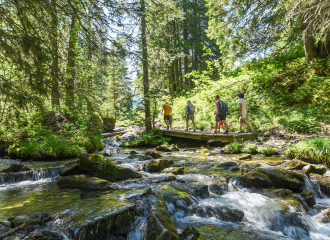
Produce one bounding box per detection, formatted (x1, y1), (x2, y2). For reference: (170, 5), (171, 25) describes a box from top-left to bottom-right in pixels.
(0, 223), (10, 235)
(59, 161), (80, 176)
(146, 159), (174, 172)
(239, 167), (305, 192)
(263, 188), (293, 197)
(0, 164), (31, 173)
(57, 175), (115, 190)
(145, 150), (162, 159)
(0, 220), (11, 227)
(29, 229), (64, 240)
(161, 167), (184, 175)
(130, 150), (137, 155)
(79, 153), (142, 181)
(302, 164), (327, 175)
(196, 206), (244, 222)
(179, 226), (200, 240)
(314, 208), (330, 223)
(145, 192), (179, 240)
(309, 174), (330, 196)
(282, 160), (308, 170)
(209, 178), (228, 195)
(200, 148), (210, 154)
(190, 182), (209, 199)
(296, 191), (316, 207)
(11, 212), (50, 228)
(217, 162), (237, 168)
(238, 154), (252, 160)
(159, 184), (197, 208)
(156, 145), (172, 152)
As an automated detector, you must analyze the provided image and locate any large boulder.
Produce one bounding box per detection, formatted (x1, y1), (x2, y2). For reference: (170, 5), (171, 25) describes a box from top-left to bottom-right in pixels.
(309, 174), (330, 196)
(156, 145), (172, 152)
(0, 164), (31, 173)
(179, 226), (200, 240)
(57, 175), (116, 190)
(145, 150), (162, 159)
(194, 206), (244, 222)
(209, 178), (228, 195)
(59, 161), (80, 176)
(146, 160), (174, 172)
(296, 191), (316, 208)
(79, 154), (142, 181)
(218, 162), (237, 169)
(159, 184), (197, 209)
(239, 167), (305, 192)
(282, 160), (308, 170)
(161, 167), (184, 175)
(44, 111), (73, 131)
(302, 164), (327, 175)
(146, 192), (179, 240)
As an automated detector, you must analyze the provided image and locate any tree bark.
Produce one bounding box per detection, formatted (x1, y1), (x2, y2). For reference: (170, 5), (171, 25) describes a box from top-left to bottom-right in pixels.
(183, 0), (189, 89)
(141, 0), (151, 131)
(51, 0), (60, 106)
(304, 35), (315, 62)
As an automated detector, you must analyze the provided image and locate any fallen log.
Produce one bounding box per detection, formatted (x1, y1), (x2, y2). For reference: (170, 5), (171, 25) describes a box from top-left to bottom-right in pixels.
(101, 130), (125, 138)
(0, 223), (25, 239)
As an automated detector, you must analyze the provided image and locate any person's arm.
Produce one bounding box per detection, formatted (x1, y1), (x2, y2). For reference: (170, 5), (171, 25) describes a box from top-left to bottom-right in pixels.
(185, 107), (188, 115)
(216, 105), (219, 114)
(239, 103), (242, 117)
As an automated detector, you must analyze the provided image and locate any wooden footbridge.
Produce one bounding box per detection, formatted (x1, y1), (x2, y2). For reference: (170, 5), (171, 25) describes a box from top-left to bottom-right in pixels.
(162, 130), (257, 142)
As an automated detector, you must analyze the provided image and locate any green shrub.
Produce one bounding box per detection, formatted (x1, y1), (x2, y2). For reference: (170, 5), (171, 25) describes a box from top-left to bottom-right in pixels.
(243, 143), (258, 154)
(284, 137), (330, 167)
(224, 141), (242, 154)
(120, 128), (170, 147)
(258, 146), (279, 156)
(115, 136), (121, 142)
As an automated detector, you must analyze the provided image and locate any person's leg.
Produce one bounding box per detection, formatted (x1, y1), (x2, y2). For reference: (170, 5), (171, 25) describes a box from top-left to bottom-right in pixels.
(243, 118), (253, 131)
(192, 119), (196, 130)
(215, 121), (218, 132)
(223, 120), (228, 130)
(186, 119), (189, 130)
(239, 117), (243, 132)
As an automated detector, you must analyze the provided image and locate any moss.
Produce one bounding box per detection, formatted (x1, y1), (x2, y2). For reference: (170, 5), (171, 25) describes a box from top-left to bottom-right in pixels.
(310, 174), (330, 196)
(161, 167), (184, 175)
(57, 175), (115, 190)
(146, 160), (174, 172)
(282, 160), (308, 170)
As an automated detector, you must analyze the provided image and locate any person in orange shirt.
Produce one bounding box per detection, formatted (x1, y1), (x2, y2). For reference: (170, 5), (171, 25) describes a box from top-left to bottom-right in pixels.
(162, 102), (172, 130)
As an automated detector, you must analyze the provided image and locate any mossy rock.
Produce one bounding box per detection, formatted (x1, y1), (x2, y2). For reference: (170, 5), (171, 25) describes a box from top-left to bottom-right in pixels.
(240, 167), (305, 192)
(146, 159), (174, 172)
(57, 175), (115, 190)
(179, 226), (200, 240)
(146, 191), (179, 240)
(296, 191), (316, 208)
(282, 160), (308, 170)
(302, 164), (327, 175)
(79, 153), (142, 181)
(238, 154), (252, 160)
(159, 184), (197, 206)
(263, 188), (293, 198)
(156, 145), (172, 152)
(208, 178), (228, 195)
(161, 167), (184, 175)
(309, 174), (330, 196)
(200, 148), (211, 154)
(217, 162), (237, 169)
(145, 150), (162, 159)
(0, 164), (31, 173)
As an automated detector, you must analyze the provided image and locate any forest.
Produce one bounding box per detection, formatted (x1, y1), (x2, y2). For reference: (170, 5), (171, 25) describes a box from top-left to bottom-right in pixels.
(1, 0), (330, 239)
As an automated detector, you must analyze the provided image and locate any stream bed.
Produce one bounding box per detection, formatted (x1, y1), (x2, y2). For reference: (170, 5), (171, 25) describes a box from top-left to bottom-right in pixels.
(1, 147), (330, 239)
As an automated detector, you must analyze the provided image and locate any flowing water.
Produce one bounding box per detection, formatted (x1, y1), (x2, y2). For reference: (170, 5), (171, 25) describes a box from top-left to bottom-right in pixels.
(1, 146), (330, 239)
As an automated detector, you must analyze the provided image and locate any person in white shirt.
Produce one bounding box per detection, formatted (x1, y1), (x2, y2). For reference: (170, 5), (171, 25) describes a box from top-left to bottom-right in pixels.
(238, 93), (254, 133)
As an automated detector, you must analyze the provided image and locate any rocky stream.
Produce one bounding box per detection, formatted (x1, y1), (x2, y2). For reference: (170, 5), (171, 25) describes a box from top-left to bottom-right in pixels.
(1, 137), (330, 240)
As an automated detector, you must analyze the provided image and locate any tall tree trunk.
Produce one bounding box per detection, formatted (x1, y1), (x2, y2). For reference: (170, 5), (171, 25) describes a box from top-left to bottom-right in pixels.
(66, 11), (78, 108)
(141, 0), (151, 131)
(183, 0), (189, 89)
(51, 0), (60, 106)
(304, 35), (315, 62)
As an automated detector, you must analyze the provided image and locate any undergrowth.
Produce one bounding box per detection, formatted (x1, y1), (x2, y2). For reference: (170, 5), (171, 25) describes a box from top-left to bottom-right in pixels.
(120, 128), (171, 147)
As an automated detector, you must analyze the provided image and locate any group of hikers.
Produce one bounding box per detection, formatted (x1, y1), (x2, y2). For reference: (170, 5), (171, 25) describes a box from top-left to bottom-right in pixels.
(162, 93), (254, 134)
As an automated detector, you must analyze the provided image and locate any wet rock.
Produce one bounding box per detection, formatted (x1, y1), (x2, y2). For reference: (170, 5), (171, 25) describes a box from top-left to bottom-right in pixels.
(190, 183), (209, 198)
(238, 154), (252, 160)
(0, 163), (31, 173)
(239, 167), (305, 192)
(79, 153), (142, 181)
(66, 201), (138, 240)
(146, 159), (174, 172)
(296, 191), (316, 207)
(230, 167), (240, 171)
(161, 167), (184, 175)
(130, 150), (137, 154)
(216, 206), (244, 222)
(29, 229), (64, 240)
(141, 155), (153, 160)
(0, 223), (10, 235)
(282, 160), (308, 170)
(159, 184), (197, 207)
(0, 220), (11, 227)
(59, 161), (80, 176)
(263, 188), (293, 197)
(217, 162), (237, 169)
(57, 175), (115, 190)
(11, 212), (50, 228)
(179, 226), (200, 240)
(106, 235), (126, 240)
(314, 208), (330, 223)
(146, 192), (179, 240)
(145, 150), (162, 159)
(309, 174), (330, 196)
(126, 154), (142, 159)
(200, 148), (210, 154)
(156, 145), (172, 152)
(209, 179), (228, 195)
(170, 144), (180, 152)
(302, 164), (327, 175)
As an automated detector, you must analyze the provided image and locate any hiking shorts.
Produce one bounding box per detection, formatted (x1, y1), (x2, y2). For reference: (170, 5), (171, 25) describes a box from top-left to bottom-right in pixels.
(164, 115), (170, 121)
(186, 113), (194, 120)
(216, 113), (226, 121)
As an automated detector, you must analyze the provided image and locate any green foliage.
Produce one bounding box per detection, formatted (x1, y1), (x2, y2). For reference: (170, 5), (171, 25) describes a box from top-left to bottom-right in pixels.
(115, 136), (121, 142)
(279, 118), (323, 134)
(258, 146), (279, 156)
(284, 137), (330, 167)
(120, 128), (170, 147)
(89, 154), (115, 170)
(224, 141), (242, 154)
(243, 143), (258, 155)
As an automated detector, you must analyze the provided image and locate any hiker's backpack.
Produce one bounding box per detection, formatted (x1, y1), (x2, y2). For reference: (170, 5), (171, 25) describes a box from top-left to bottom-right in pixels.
(219, 101), (228, 113)
(189, 104), (195, 114)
